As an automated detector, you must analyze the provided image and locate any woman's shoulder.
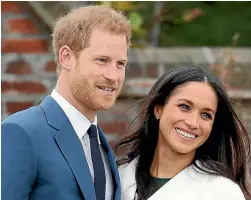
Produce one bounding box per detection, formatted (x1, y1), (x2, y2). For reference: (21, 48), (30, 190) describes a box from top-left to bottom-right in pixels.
(202, 175), (245, 199)
(118, 158), (138, 200)
(119, 157), (138, 171)
(118, 157), (138, 178)
(207, 175), (242, 190)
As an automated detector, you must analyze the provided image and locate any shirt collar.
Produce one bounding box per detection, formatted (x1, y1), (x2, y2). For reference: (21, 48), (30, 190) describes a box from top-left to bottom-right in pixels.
(51, 89), (100, 143)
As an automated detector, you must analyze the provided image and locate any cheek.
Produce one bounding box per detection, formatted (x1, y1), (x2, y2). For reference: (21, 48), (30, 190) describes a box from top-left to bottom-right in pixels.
(78, 58), (98, 73)
(77, 65), (100, 80)
(118, 70), (125, 83)
(202, 122), (214, 137)
(159, 115), (174, 132)
(163, 111), (185, 125)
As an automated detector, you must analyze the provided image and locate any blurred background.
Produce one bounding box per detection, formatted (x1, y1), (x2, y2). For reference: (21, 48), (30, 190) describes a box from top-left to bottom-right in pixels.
(1, 1), (251, 171)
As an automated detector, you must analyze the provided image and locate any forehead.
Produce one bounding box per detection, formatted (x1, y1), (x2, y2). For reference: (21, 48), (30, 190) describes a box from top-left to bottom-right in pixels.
(87, 28), (127, 55)
(169, 82), (218, 111)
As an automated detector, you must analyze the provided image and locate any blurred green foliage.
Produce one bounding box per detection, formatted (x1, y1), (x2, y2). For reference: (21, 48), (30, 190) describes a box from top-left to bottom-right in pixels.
(97, 1), (251, 47)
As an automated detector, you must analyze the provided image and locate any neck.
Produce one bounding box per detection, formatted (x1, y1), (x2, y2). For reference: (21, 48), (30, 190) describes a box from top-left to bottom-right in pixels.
(150, 140), (195, 178)
(55, 78), (96, 122)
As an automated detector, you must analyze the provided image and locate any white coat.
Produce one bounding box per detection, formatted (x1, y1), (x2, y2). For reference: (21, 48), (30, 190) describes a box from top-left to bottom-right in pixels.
(119, 158), (246, 200)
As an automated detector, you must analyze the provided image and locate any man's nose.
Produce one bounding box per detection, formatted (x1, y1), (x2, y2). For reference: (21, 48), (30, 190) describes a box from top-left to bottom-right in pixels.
(103, 64), (119, 83)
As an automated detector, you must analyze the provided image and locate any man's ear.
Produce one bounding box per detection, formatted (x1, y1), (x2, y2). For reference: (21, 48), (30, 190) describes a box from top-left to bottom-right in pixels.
(58, 45), (76, 70)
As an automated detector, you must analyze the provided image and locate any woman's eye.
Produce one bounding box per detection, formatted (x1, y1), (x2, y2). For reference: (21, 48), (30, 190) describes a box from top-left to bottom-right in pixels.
(201, 113), (212, 120)
(179, 104), (190, 111)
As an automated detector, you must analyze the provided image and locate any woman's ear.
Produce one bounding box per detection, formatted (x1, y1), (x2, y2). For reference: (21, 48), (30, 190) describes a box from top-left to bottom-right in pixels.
(154, 105), (163, 120)
(58, 45), (76, 70)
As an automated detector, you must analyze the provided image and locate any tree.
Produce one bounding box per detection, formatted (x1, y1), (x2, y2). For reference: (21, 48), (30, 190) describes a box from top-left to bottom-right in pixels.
(96, 1), (251, 47)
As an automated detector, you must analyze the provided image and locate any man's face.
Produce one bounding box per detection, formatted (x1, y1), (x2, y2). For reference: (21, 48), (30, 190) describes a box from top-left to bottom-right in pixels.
(69, 28), (128, 112)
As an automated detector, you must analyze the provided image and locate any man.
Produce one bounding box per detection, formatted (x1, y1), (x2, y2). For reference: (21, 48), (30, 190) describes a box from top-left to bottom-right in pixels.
(2, 5), (131, 200)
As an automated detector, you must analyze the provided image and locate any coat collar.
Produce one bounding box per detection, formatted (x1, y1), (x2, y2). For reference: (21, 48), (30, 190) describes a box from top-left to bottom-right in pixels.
(119, 158), (209, 200)
(40, 96), (68, 130)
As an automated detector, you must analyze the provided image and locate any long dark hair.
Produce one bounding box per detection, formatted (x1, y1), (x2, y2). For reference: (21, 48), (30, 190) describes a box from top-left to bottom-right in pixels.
(116, 66), (251, 200)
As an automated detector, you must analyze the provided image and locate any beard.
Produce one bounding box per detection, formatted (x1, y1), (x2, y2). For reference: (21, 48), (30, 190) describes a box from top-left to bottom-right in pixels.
(70, 68), (121, 112)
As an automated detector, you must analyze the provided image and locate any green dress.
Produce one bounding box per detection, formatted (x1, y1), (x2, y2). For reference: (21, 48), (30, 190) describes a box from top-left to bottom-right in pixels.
(152, 176), (171, 191)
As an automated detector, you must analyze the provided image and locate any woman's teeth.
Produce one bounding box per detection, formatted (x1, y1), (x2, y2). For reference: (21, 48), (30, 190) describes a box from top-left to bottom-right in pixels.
(175, 128), (196, 139)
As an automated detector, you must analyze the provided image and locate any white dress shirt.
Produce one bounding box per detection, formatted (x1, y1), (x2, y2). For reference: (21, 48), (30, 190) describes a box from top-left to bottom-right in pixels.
(51, 89), (114, 200)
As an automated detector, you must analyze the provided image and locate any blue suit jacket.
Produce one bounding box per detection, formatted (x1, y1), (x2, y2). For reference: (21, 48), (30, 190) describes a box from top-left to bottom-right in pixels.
(2, 96), (121, 200)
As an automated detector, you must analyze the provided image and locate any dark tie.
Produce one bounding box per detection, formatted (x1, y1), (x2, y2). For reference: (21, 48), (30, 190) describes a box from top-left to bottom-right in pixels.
(87, 125), (106, 200)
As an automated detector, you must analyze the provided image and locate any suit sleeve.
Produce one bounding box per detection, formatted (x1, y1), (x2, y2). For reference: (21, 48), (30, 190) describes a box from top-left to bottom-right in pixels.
(1, 123), (37, 200)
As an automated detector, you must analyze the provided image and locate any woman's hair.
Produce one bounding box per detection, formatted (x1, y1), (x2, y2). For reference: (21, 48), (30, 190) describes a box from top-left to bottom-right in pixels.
(116, 66), (251, 199)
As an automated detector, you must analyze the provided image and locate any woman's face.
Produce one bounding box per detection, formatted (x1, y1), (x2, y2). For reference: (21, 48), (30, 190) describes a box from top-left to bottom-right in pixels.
(154, 81), (218, 155)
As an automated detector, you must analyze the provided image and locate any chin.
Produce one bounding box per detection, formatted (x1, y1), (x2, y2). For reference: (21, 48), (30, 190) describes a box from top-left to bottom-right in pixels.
(96, 100), (116, 110)
(177, 149), (194, 154)
(174, 145), (196, 154)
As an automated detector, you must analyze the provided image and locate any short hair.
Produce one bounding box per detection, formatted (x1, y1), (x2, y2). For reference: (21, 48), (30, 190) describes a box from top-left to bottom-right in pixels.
(52, 5), (132, 72)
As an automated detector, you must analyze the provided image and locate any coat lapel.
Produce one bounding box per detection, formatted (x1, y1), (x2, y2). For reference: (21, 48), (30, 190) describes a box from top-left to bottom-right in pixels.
(98, 125), (121, 200)
(55, 123), (96, 200)
(148, 164), (206, 200)
(148, 167), (190, 200)
(40, 96), (96, 200)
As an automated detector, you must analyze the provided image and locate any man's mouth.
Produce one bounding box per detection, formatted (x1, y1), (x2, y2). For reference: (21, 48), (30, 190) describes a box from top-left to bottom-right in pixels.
(97, 86), (115, 93)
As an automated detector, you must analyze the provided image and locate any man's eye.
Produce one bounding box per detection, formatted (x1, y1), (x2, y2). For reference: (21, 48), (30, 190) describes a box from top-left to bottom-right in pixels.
(117, 62), (126, 68)
(97, 58), (107, 63)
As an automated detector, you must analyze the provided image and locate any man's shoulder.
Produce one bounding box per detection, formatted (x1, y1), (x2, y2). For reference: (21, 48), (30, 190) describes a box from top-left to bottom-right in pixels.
(2, 105), (46, 130)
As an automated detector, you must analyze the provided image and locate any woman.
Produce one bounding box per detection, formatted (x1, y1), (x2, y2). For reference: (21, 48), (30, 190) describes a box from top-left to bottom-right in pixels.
(116, 66), (251, 200)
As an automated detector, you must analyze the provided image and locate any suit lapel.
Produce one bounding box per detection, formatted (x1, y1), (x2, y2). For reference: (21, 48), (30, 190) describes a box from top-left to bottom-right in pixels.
(98, 125), (121, 200)
(40, 96), (96, 200)
(55, 122), (96, 200)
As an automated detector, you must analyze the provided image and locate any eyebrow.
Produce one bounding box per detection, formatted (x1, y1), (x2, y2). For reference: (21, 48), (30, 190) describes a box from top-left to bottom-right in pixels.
(178, 99), (216, 114)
